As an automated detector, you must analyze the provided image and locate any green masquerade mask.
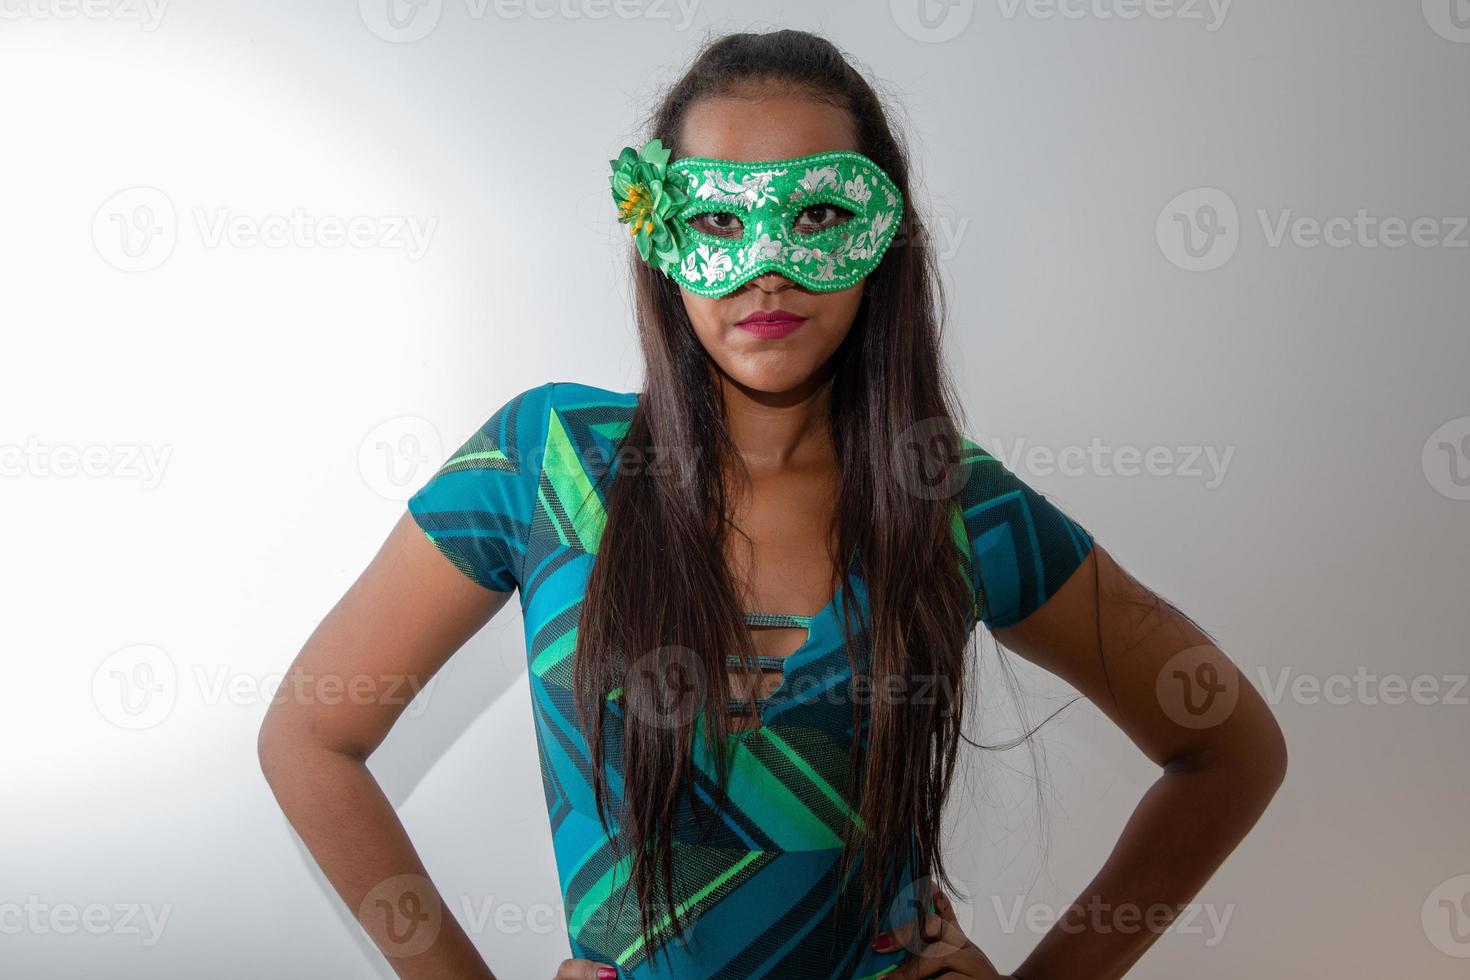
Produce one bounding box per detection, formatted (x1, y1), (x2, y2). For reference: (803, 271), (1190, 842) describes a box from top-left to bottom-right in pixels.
(609, 137), (904, 297)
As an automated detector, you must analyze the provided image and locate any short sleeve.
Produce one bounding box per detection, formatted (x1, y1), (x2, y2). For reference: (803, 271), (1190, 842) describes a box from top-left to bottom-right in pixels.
(953, 436), (1095, 630)
(406, 382), (555, 593)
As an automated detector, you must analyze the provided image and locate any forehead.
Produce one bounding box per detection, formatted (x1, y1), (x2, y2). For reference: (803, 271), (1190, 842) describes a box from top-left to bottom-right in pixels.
(677, 89), (859, 163)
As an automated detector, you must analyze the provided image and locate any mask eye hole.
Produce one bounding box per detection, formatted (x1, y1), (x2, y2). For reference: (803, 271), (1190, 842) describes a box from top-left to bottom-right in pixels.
(686, 211), (745, 239)
(793, 203), (855, 235)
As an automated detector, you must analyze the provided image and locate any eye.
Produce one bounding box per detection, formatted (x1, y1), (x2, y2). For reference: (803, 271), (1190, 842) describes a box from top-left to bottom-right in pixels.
(793, 203), (855, 235)
(687, 211), (745, 239)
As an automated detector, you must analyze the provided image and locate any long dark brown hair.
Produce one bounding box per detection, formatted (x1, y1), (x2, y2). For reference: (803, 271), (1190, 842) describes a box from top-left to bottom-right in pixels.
(573, 28), (984, 962)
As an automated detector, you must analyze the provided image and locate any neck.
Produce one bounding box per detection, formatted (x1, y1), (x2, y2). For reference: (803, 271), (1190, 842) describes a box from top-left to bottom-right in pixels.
(711, 364), (836, 473)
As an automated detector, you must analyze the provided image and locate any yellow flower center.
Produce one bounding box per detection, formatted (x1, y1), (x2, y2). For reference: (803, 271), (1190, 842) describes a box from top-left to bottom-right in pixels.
(618, 183), (656, 236)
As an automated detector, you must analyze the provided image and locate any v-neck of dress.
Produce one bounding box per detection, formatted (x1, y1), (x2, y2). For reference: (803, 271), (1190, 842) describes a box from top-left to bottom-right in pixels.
(725, 606), (826, 675)
(717, 552), (861, 740)
(730, 546), (855, 662)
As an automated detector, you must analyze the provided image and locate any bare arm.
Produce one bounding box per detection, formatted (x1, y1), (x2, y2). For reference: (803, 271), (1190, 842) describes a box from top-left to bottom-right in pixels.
(256, 510), (512, 980)
(994, 543), (1288, 979)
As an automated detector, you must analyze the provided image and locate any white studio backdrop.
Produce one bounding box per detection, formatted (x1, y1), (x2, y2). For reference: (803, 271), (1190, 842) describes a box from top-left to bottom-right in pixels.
(2, 1), (1467, 977)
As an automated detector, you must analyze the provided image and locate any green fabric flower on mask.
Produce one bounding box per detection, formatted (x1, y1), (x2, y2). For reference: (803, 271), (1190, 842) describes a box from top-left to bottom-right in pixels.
(609, 137), (689, 275)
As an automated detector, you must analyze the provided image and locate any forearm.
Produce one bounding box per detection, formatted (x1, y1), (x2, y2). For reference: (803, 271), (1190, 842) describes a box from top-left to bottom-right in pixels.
(1010, 756), (1283, 980)
(259, 737), (496, 980)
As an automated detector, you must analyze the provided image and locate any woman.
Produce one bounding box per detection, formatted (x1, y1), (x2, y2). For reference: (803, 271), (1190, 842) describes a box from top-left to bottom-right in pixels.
(258, 29), (1287, 980)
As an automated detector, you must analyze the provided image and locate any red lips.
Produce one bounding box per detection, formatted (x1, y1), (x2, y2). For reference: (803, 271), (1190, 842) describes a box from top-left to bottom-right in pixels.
(735, 308), (805, 325)
(734, 309), (808, 339)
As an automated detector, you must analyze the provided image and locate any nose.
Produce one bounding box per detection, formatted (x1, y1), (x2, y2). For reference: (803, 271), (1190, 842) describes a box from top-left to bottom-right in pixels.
(749, 271), (794, 292)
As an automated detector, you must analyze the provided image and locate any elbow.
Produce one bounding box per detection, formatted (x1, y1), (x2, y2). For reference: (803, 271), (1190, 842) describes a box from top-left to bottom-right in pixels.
(255, 702), (312, 787)
(1247, 684), (1290, 796)
(255, 709), (290, 783)
(1164, 711), (1289, 810)
(1259, 715), (1289, 796)
(1227, 710), (1289, 813)
(256, 703), (371, 786)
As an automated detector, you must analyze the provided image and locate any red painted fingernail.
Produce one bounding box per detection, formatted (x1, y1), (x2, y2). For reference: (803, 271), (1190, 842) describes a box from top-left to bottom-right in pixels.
(871, 933), (893, 952)
(598, 968), (617, 979)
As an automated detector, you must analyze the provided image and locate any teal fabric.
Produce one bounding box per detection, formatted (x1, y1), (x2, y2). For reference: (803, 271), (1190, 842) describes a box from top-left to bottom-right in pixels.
(408, 380), (1095, 978)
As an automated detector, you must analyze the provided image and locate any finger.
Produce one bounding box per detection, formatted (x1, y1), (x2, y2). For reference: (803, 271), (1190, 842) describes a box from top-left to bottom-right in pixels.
(553, 958), (619, 979)
(885, 944), (964, 980)
(884, 910), (970, 956)
(887, 941), (998, 980)
(878, 907), (929, 951)
(934, 890), (960, 927)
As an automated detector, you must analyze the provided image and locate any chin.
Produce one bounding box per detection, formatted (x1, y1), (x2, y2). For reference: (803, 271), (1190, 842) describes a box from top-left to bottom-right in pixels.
(716, 356), (823, 395)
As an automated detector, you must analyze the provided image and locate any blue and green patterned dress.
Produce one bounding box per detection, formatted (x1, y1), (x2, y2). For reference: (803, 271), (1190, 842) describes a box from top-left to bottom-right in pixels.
(407, 381), (1094, 979)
